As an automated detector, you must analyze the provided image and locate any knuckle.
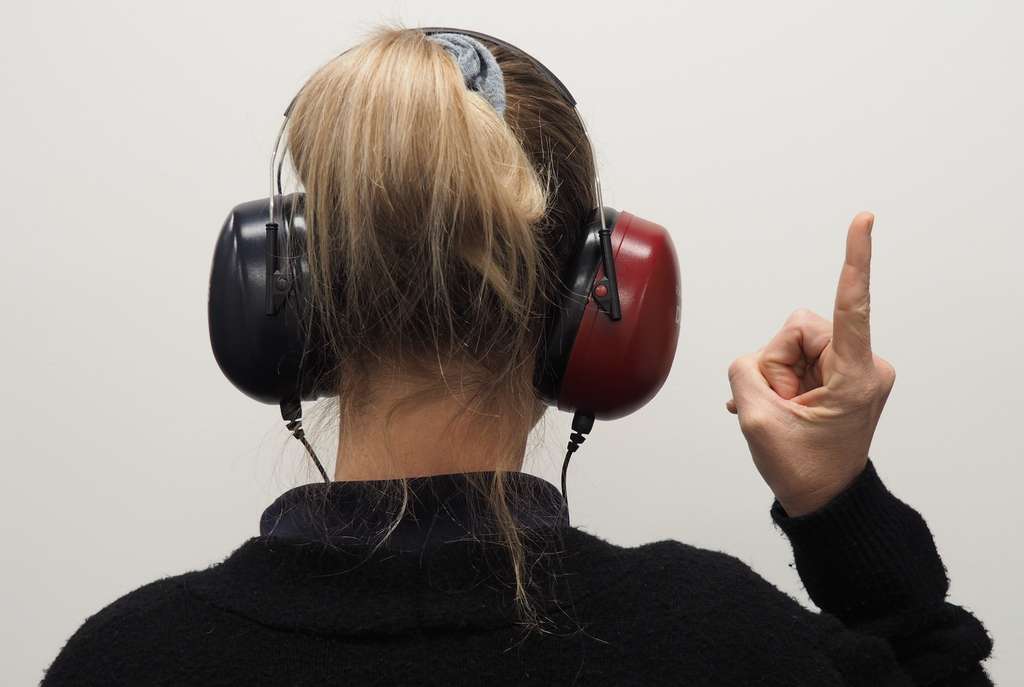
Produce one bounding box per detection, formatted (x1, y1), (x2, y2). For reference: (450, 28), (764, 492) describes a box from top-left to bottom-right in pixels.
(878, 358), (896, 384)
(738, 411), (770, 435)
(835, 301), (871, 322)
(836, 369), (879, 405)
(865, 377), (884, 398)
(847, 385), (877, 409)
(786, 308), (816, 325)
(784, 309), (831, 338)
(727, 356), (750, 381)
(853, 369), (892, 404)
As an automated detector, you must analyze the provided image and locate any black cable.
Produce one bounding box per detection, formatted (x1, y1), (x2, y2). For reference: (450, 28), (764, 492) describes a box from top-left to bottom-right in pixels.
(560, 412), (595, 514)
(286, 418), (330, 483)
(560, 445), (578, 505)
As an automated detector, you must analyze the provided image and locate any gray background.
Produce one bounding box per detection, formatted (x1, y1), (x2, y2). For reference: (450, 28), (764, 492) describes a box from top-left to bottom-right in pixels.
(1, 1), (1020, 683)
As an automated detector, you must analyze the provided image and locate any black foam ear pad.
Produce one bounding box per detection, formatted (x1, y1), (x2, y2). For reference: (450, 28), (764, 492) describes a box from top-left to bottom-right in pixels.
(533, 208), (616, 403)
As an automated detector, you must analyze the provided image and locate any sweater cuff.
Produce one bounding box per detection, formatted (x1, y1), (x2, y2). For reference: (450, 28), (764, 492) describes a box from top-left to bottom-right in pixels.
(771, 461), (949, 624)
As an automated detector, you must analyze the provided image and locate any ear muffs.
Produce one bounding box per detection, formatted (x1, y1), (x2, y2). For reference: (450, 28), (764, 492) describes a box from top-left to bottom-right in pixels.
(209, 198), (680, 420)
(208, 194), (328, 407)
(535, 209), (680, 419)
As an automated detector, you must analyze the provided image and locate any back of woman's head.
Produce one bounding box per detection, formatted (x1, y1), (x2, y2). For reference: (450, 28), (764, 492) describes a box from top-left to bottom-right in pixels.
(286, 27), (596, 426)
(285, 27), (597, 627)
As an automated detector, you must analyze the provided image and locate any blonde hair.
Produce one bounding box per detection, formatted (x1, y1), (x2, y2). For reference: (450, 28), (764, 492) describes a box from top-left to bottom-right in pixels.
(286, 27), (596, 626)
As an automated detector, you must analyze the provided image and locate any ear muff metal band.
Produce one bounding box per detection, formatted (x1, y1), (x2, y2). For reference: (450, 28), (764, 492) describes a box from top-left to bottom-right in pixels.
(281, 28), (577, 117)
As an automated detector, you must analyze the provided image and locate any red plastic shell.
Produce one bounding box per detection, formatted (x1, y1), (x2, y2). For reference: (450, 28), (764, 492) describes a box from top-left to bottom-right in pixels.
(557, 212), (681, 420)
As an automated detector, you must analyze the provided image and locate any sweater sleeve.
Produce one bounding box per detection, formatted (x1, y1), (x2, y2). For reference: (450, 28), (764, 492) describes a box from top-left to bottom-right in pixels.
(771, 461), (993, 686)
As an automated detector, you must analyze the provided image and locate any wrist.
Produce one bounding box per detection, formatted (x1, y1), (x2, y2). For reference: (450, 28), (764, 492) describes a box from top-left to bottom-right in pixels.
(774, 458), (869, 517)
(770, 460), (949, 621)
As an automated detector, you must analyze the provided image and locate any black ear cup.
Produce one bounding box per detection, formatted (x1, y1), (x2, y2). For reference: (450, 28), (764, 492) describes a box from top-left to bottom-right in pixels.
(208, 194), (329, 406)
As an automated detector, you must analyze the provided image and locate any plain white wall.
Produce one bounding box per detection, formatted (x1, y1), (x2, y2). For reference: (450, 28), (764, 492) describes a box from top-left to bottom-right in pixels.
(1, 0), (1021, 683)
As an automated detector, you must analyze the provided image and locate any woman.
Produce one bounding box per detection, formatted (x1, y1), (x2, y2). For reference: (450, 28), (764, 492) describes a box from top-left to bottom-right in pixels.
(43, 27), (991, 686)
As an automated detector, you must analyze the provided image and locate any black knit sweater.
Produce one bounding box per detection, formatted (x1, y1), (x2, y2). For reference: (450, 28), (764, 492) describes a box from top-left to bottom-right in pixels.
(42, 463), (992, 685)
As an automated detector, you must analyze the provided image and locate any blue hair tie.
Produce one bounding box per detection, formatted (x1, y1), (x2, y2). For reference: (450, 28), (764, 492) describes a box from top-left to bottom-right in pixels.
(428, 32), (507, 116)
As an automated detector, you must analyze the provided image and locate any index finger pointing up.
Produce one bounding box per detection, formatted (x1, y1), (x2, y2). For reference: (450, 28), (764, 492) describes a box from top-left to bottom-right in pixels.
(832, 212), (875, 363)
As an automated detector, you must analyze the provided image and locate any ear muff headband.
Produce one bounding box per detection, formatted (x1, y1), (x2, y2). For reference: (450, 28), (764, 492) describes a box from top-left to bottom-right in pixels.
(281, 27), (577, 118)
(273, 28), (579, 205)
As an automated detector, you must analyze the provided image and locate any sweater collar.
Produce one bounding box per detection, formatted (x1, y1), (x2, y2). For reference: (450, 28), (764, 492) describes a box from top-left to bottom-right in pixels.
(184, 474), (632, 637)
(184, 526), (630, 637)
(259, 471), (569, 551)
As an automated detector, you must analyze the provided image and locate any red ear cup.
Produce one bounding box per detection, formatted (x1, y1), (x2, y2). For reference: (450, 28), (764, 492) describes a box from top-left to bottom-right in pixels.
(557, 212), (681, 420)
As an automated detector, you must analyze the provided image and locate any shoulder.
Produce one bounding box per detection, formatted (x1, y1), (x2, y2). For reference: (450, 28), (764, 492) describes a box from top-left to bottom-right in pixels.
(564, 527), (793, 599)
(635, 537), (796, 600)
(561, 530), (853, 671)
(627, 537), (829, 622)
(41, 565), (225, 686)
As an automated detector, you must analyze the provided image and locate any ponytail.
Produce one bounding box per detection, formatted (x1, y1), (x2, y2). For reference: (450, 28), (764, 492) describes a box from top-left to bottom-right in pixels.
(288, 28), (549, 393)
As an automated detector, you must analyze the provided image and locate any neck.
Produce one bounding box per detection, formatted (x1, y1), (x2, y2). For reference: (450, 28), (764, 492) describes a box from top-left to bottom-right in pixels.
(334, 374), (536, 482)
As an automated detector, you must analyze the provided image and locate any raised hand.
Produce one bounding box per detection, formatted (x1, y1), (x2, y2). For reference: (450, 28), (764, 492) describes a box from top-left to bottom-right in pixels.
(726, 213), (896, 516)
